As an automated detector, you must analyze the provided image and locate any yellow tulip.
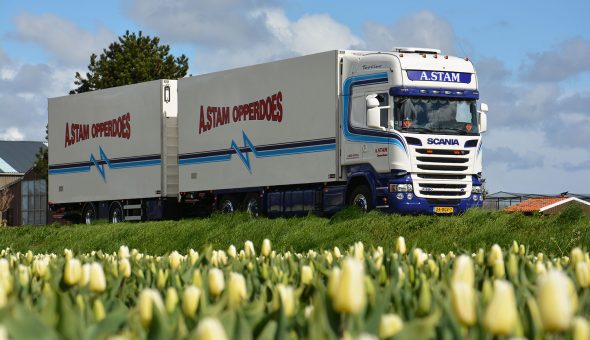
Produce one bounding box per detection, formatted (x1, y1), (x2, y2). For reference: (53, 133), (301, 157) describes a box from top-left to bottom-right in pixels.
(301, 265), (313, 285)
(379, 313), (403, 338)
(537, 270), (576, 332)
(64, 258), (82, 286)
(261, 239), (272, 257)
(452, 255), (474, 286)
(168, 251), (182, 270)
(118, 258), (131, 278)
(227, 245), (237, 258)
(93, 299), (106, 321)
(118, 245), (129, 259)
(89, 262), (106, 293)
(165, 287), (179, 314)
(208, 268), (225, 297)
(572, 317), (590, 340)
(327, 267), (341, 299)
(182, 285), (201, 318)
(244, 240), (256, 258)
(195, 317), (228, 340)
(451, 281), (476, 326)
(483, 280), (518, 336)
(571, 248), (584, 267)
(138, 289), (164, 328)
(228, 272), (247, 307)
(277, 284), (295, 317)
(395, 236), (407, 255)
(575, 262), (590, 288)
(333, 257), (365, 314)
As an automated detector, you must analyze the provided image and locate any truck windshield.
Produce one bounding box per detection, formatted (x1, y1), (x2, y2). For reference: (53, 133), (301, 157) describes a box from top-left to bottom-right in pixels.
(393, 97), (479, 134)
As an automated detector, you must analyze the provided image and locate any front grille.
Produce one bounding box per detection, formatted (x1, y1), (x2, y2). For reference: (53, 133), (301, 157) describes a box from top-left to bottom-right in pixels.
(418, 182), (467, 197)
(419, 190), (465, 196)
(418, 174), (467, 180)
(417, 164), (468, 171)
(422, 183), (466, 189)
(416, 156), (468, 164)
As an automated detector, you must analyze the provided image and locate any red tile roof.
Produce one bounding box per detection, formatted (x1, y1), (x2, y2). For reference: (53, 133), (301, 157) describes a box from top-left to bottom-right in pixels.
(504, 197), (569, 213)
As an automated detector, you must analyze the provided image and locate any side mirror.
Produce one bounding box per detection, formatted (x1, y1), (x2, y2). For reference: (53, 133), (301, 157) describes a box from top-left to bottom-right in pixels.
(366, 94), (382, 129)
(478, 102), (488, 133)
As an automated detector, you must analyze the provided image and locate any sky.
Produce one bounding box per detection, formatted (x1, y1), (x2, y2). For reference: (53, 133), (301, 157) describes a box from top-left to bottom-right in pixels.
(0, 0), (589, 194)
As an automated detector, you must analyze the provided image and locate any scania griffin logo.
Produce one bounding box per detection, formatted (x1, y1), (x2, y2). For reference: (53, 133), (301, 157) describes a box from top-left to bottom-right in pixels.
(427, 138), (460, 146)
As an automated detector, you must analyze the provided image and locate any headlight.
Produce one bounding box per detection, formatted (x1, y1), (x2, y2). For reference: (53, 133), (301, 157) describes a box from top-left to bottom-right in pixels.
(472, 186), (482, 194)
(389, 184), (413, 192)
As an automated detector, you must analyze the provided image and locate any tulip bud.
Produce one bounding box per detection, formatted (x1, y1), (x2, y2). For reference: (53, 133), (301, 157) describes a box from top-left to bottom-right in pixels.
(572, 317), (590, 340)
(195, 317), (228, 340)
(571, 248), (585, 267)
(537, 270), (576, 332)
(535, 261), (546, 275)
(64, 248), (73, 260)
(33, 257), (49, 278)
(208, 268), (225, 297)
(507, 253), (518, 279)
(261, 239), (271, 257)
(575, 262), (590, 288)
(118, 245), (130, 259)
(277, 284), (295, 317)
(182, 285), (201, 319)
(118, 258), (131, 278)
(488, 244), (503, 266)
(379, 313), (403, 338)
(301, 265), (313, 285)
(510, 241), (519, 254)
(192, 269), (202, 287)
(519, 244), (526, 256)
(417, 277), (431, 316)
(244, 240), (256, 258)
(165, 287), (179, 314)
(79, 263), (91, 287)
(481, 278), (493, 305)
(451, 281), (476, 326)
(327, 267), (341, 299)
(537, 252), (544, 262)
(169, 251), (182, 270)
(89, 262), (106, 293)
(452, 255), (474, 286)
(226, 245), (236, 258)
(157, 269), (168, 289)
(333, 257), (365, 314)
(395, 236), (407, 255)
(138, 289), (164, 328)
(228, 272), (247, 307)
(483, 280), (517, 335)
(354, 242), (364, 260)
(493, 259), (505, 279)
(325, 251), (333, 265)
(17, 265), (29, 286)
(475, 248), (485, 266)
(333, 246), (342, 259)
(93, 299), (106, 321)
(64, 258), (82, 286)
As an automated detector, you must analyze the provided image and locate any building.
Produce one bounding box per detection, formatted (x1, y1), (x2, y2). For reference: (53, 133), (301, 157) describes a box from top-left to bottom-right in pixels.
(0, 141), (47, 226)
(484, 191), (590, 211)
(504, 196), (590, 215)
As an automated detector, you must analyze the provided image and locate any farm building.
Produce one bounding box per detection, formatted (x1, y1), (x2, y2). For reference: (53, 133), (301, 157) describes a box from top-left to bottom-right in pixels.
(484, 191), (590, 211)
(0, 141), (47, 226)
(503, 196), (590, 215)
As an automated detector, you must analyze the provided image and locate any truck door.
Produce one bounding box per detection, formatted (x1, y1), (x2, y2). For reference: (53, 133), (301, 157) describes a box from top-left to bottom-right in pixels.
(362, 91), (391, 174)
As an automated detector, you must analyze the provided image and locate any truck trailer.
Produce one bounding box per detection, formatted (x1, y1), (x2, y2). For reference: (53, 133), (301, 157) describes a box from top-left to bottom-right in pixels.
(48, 48), (488, 223)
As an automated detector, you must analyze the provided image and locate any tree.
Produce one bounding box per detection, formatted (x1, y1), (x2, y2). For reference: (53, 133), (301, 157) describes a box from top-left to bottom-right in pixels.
(32, 124), (48, 180)
(0, 188), (13, 226)
(70, 30), (189, 94)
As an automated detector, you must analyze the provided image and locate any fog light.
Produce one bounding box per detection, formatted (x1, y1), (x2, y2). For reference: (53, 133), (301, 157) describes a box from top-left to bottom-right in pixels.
(472, 186), (482, 194)
(407, 193), (413, 200)
(472, 195), (478, 201)
(479, 196), (484, 201)
(396, 193), (404, 200)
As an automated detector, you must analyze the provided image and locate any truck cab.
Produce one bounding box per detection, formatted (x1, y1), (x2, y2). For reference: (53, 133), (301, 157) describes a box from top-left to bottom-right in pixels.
(340, 48), (488, 214)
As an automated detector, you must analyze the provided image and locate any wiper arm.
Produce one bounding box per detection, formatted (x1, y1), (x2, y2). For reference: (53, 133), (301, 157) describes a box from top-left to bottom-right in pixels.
(436, 128), (468, 135)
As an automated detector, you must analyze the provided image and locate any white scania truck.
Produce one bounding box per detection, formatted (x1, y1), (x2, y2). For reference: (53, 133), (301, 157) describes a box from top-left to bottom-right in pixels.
(48, 48), (488, 222)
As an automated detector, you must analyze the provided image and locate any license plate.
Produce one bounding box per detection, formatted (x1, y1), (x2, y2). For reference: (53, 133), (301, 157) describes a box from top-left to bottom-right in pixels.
(434, 206), (454, 214)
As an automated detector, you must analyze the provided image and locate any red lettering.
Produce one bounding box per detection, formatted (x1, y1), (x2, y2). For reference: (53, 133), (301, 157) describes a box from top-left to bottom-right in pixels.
(199, 106), (206, 134)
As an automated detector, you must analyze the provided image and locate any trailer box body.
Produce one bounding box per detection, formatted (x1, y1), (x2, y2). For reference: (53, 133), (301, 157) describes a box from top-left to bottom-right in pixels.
(178, 51), (339, 192)
(48, 80), (178, 204)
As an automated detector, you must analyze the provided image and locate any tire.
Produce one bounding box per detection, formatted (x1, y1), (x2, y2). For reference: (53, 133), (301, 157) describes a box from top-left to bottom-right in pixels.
(218, 196), (238, 214)
(81, 203), (97, 225)
(109, 202), (124, 224)
(243, 194), (261, 218)
(348, 185), (374, 212)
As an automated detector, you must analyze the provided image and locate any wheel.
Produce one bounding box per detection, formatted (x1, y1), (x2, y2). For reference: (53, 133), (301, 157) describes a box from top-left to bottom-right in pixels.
(348, 185), (374, 212)
(109, 202), (124, 224)
(244, 194), (261, 217)
(218, 196), (238, 214)
(81, 203), (97, 225)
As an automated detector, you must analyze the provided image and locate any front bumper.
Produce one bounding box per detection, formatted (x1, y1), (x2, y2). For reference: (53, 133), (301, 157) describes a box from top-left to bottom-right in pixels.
(381, 192), (483, 214)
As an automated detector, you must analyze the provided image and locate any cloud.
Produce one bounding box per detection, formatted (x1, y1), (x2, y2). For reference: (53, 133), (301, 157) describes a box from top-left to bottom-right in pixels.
(484, 146), (544, 170)
(363, 11), (456, 54)
(0, 127), (25, 141)
(520, 37), (590, 82)
(123, 0), (274, 48)
(12, 12), (115, 66)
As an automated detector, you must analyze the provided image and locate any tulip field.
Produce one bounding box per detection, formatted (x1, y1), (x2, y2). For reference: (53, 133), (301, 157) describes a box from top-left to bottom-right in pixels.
(0, 236), (589, 339)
